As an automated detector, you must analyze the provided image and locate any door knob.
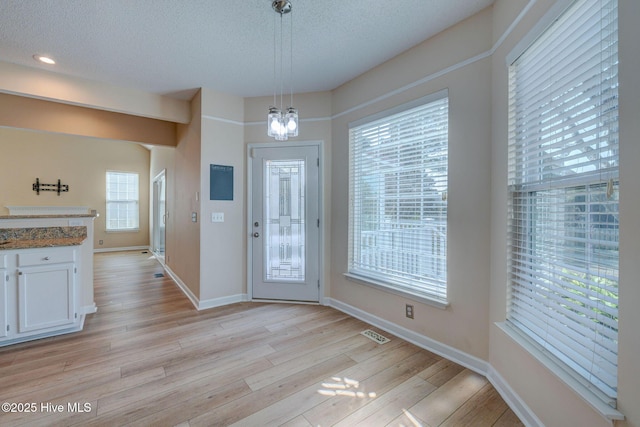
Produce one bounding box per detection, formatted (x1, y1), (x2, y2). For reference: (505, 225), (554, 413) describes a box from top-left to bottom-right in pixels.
(253, 232), (260, 238)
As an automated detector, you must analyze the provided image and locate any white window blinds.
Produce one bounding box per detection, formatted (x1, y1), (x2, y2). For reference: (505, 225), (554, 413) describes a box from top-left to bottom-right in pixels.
(349, 92), (448, 303)
(106, 171), (140, 231)
(507, 0), (619, 404)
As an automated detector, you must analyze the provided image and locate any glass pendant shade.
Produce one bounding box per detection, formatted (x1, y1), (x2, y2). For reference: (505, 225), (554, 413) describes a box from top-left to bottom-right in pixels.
(285, 107), (298, 137)
(267, 106), (282, 138)
(275, 115), (288, 140)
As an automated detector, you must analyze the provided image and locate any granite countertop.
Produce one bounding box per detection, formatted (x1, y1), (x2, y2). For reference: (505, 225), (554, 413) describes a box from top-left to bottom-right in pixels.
(0, 214), (97, 219)
(0, 226), (87, 250)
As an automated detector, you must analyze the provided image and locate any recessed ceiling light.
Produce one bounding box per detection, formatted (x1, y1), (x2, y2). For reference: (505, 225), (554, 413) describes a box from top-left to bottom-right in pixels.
(33, 54), (55, 65)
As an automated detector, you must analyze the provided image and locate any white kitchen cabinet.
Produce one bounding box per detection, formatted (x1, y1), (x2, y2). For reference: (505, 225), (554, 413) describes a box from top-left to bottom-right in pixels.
(0, 247), (80, 346)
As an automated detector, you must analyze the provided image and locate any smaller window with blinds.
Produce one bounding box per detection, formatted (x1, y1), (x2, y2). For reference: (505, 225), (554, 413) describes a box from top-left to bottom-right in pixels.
(106, 171), (140, 231)
(348, 90), (448, 305)
(507, 0), (619, 408)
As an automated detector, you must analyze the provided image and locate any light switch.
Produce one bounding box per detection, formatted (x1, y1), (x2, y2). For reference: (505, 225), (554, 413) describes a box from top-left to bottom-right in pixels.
(211, 212), (224, 223)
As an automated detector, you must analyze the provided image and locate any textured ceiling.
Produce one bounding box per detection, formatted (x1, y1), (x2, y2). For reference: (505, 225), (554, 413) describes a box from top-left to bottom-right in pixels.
(0, 0), (494, 100)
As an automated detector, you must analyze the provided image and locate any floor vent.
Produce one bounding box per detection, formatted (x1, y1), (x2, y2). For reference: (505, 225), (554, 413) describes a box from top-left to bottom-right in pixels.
(153, 273), (165, 278)
(360, 329), (390, 344)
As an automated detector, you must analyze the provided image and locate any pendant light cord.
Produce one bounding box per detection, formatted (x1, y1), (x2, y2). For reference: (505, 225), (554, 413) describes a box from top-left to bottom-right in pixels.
(280, 12), (284, 112)
(273, 11), (277, 107)
(289, 8), (293, 108)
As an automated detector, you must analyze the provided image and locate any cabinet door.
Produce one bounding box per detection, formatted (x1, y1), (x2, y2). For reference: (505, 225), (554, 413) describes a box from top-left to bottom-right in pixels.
(18, 263), (75, 333)
(0, 269), (7, 338)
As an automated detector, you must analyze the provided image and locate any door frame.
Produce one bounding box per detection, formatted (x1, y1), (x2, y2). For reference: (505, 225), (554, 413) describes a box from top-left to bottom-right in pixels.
(247, 140), (325, 304)
(151, 169), (167, 265)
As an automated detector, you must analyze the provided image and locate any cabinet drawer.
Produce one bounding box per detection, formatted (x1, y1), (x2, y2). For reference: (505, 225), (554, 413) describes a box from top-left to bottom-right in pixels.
(18, 249), (75, 267)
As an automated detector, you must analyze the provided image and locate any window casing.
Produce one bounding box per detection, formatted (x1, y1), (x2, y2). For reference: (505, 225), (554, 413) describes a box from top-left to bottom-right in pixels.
(106, 171), (140, 231)
(507, 0), (619, 406)
(348, 91), (448, 304)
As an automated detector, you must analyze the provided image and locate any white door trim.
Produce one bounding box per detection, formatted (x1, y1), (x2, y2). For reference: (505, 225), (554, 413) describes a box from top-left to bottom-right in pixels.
(247, 140), (324, 304)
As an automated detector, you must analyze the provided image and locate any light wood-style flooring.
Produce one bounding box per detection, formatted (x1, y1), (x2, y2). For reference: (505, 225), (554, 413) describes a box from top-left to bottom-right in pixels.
(0, 251), (523, 426)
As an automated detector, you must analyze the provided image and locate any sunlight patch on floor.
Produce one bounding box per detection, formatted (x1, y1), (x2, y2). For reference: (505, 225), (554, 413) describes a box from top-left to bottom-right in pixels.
(317, 376), (377, 398)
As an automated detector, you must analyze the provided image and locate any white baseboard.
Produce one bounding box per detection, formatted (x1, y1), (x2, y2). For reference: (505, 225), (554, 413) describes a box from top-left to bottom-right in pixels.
(93, 246), (150, 253)
(198, 294), (248, 310)
(487, 366), (544, 427)
(163, 264), (199, 309)
(163, 264), (247, 311)
(81, 303), (97, 315)
(327, 298), (489, 375)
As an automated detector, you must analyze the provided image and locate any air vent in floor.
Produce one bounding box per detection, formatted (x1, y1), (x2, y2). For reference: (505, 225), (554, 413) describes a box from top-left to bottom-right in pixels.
(360, 329), (390, 344)
(153, 273), (165, 278)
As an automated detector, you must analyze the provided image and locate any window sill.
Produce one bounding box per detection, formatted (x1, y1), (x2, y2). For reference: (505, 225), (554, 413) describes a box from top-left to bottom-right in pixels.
(343, 272), (449, 310)
(495, 321), (624, 423)
(105, 228), (140, 233)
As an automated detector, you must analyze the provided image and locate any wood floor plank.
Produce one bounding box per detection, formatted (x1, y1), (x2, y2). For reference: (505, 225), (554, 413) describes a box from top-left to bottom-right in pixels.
(245, 334), (369, 391)
(407, 368), (489, 426)
(494, 406), (526, 427)
(0, 251), (523, 426)
(188, 354), (357, 427)
(333, 376), (437, 427)
(303, 351), (438, 426)
(440, 383), (511, 427)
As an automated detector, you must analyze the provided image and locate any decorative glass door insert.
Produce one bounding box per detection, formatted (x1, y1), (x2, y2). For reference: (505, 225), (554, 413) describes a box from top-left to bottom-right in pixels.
(264, 159), (305, 282)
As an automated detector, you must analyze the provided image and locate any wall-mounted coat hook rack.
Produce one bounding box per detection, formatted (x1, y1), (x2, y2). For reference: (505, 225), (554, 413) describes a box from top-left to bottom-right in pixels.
(32, 178), (69, 196)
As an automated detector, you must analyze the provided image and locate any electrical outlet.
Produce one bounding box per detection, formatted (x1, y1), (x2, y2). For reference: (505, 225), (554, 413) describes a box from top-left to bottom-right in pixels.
(405, 304), (414, 319)
(99, 240), (103, 245)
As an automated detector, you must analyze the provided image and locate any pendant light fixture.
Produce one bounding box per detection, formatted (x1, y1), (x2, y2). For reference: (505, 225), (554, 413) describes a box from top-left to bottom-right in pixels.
(267, 0), (298, 140)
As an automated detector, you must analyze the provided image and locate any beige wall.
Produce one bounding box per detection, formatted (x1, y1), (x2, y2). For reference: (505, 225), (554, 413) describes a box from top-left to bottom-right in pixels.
(0, 127), (150, 249)
(330, 7), (493, 361)
(199, 88), (245, 303)
(0, 60), (190, 123)
(489, 0), (639, 426)
(0, 93), (177, 147)
(170, 91), (202, 299)
(616, 1), (640, 424)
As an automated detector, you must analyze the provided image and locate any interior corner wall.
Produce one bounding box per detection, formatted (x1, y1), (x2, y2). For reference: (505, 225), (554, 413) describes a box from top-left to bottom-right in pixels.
(329, 7), (494, 361)
(489, 0), (640, 426)
(0, 127), (150, 249)
(171, 91), (202, 299)
(198, 88), (246, 305)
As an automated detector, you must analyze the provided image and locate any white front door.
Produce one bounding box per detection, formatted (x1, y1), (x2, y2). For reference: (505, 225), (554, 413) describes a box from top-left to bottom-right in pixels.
(250, 144), (320, 302)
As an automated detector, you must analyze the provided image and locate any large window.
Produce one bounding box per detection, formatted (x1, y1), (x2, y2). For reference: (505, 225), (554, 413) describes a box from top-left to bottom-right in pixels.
(348, 91), (448, 304)
(106, 171), (140, 231)
(507, 0), (619, 406)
